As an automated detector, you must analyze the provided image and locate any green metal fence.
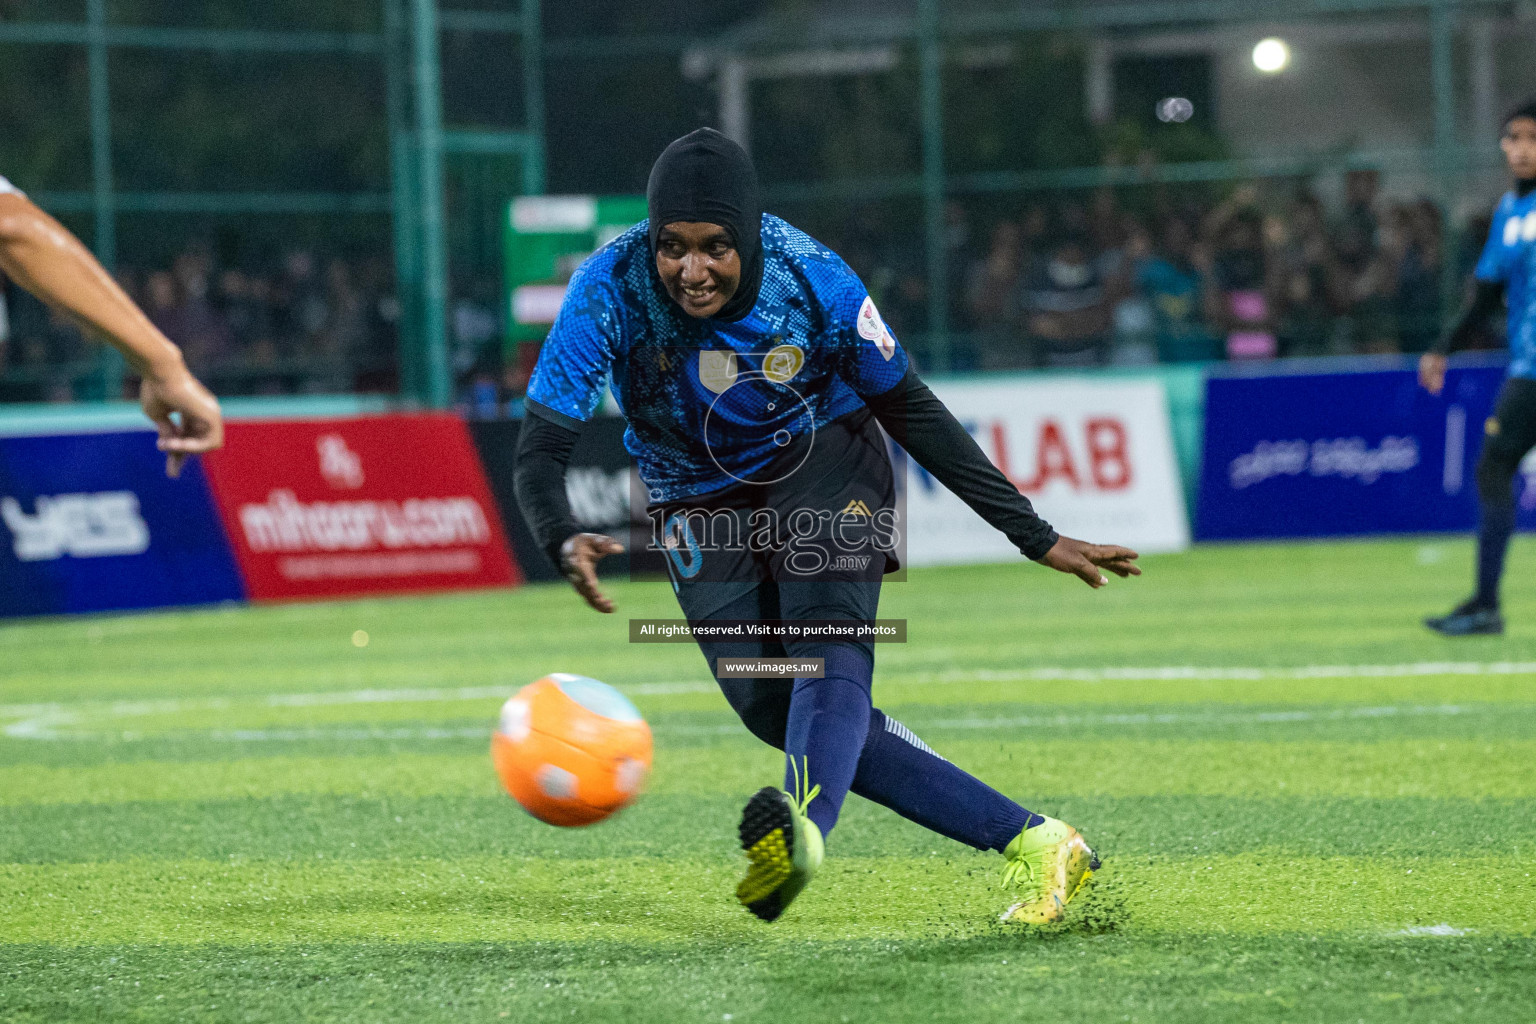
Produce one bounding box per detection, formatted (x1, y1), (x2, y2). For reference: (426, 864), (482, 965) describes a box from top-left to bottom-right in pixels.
(0, 0), (1520, 405)
(1, 0), (543, 409)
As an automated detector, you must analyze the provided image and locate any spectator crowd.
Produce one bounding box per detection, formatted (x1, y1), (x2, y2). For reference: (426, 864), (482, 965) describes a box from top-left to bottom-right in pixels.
(859, 170), (1497, 372)
(0, 170), (1507, 404)
(0, 246), (406, 403)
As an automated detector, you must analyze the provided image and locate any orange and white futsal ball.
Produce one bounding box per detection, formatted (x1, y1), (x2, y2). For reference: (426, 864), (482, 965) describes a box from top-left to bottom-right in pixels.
(491, 674), (652, 826)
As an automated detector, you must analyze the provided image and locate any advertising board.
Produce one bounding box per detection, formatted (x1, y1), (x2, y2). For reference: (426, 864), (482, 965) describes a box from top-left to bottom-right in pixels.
(1196, 363), (1531, 539)
(903, 378), (1190, 565)
(0, 430), (244, 617)
(202, 414), (519, 600)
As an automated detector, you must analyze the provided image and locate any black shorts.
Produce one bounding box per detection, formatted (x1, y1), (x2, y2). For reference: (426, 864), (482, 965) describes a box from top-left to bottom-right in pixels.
(655, 409), (895, 685)
(1482, 378), (1536, 469)
(650, 408), (900, 586)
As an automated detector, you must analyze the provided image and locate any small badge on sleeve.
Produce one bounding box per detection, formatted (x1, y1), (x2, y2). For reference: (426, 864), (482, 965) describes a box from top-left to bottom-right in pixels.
(856, 296), (885, 342)
(857, 296), (897, 361)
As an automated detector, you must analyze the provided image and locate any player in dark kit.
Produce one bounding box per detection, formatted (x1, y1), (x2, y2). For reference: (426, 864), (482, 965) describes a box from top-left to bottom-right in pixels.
(1422, 101), (1536, 636)
(515, 129), (1140, 924)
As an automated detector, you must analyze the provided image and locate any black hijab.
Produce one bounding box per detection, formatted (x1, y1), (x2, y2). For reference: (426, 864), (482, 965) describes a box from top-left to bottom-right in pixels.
(646, 128), (764, 322)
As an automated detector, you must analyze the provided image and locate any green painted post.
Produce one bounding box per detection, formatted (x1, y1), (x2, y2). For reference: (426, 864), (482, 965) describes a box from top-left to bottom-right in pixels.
(384, 0), (422, 403)
(917, 0), (950, 371)
(85, 0), (115, 269)
(1430, 0), (1461, 330)
(409, 0), (451, 408)
(86, 0), (124, 399)
(522, 0), (546, 195)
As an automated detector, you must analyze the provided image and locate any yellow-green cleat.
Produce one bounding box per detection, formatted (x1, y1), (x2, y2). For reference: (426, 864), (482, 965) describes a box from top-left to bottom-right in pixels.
(735, 758), (823, 922)
(999, 816), (1099, 925)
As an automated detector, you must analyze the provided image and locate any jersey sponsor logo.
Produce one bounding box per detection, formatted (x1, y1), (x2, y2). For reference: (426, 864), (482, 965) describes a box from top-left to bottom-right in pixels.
(839, 498), (873, 517)
(1504, 212), (1536, 246)
(0, 491), (151, 561)
(877, 327), (897, 361)
(762, 344), (804, 383)
(698, 351), (739, 394)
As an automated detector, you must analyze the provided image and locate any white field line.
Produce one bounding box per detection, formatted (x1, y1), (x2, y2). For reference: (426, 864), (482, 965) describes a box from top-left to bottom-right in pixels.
(924, 703), (1505, 730)
(1394, 924), (1473, 937)
(4, 660), (1535, 723)
(0, 680), (713, 724)
(3, 661), (1535, 742)
(5, 701), (1532, 744)
(918, 662), (1536, 683)
(211, 726), (489, 742)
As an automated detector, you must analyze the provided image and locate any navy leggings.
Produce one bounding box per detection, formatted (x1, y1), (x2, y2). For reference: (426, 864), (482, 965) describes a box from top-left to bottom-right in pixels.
(673, 577), (1037, 851)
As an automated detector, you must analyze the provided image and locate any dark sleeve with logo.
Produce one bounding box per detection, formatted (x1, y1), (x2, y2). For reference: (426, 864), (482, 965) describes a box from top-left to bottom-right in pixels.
(863, 367), (1059, 561)
(513, 400), (583, 568)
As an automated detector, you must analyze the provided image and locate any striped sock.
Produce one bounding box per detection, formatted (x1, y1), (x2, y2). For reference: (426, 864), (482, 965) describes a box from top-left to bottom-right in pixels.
(851, 708), (1044, 852)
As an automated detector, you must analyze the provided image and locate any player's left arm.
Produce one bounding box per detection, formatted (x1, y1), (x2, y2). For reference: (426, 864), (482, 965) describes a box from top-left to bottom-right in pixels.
(837, 290), (1138, 588)
(0, 186), (222, 476)
(1421, 208), (1510, 395)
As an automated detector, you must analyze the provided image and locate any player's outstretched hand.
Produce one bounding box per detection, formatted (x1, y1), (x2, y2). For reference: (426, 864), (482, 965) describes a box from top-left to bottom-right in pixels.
(1037, 536), (1141, 589)
(1418, 352), (1448, 395)
(140, 362), (224, 478)
(560, 532), (625, 613)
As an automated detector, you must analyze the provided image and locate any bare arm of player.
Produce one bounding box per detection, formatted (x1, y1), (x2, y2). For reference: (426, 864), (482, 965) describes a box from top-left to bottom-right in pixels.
(0, 190), (222, 477)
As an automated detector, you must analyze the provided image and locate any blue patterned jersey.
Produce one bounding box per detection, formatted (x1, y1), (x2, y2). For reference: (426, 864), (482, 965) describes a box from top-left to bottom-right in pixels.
(527, 214), (909, 502)
(1475, 189), (1536, 379)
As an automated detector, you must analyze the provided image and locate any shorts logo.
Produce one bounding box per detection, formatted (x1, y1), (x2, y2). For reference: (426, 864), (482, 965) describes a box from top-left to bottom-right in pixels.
(762, 344), (804, 384)
(840, 498), (873, 517)
(662, 512), (703, 578)
(699, 351), (738, 394)
(1487, 417), (1501, 436)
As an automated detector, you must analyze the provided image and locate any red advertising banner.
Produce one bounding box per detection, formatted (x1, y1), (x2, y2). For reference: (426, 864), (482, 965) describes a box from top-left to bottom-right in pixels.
(202, 414), (520, 601)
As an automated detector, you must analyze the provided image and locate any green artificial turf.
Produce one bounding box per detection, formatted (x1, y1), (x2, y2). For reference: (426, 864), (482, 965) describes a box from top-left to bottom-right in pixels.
(3, 536), (1535, 1022)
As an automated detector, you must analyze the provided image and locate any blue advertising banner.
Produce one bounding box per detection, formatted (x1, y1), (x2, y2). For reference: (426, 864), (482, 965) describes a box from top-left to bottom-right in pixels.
(0, 430), (246, 617)
(1197, 360), (1535, 540)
